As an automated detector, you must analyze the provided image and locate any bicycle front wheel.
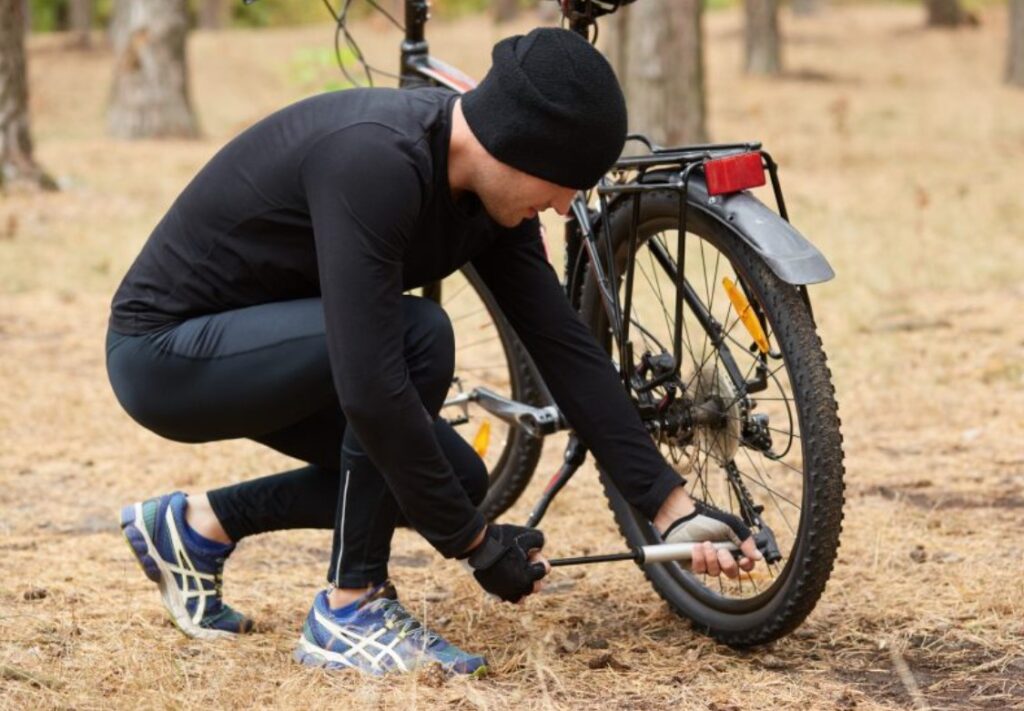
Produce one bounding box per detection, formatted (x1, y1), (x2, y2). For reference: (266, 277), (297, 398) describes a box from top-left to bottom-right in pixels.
(580, 190), (846, 647)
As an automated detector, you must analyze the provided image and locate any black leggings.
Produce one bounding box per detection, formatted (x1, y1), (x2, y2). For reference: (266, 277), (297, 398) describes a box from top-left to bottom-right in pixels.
(106, 296), (488, 587)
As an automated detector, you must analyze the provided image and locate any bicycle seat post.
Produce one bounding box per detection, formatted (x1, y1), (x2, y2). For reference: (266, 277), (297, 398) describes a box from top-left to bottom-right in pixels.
(400, 0), (431, 88)
(565, 1), (599, 38)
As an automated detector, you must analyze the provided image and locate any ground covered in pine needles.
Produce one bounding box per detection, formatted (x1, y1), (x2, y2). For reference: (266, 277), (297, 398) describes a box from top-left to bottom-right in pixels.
(2, 4), (1023, 710)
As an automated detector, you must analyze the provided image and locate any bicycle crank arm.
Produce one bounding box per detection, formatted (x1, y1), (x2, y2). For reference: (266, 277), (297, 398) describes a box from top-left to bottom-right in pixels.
(549, 541), (740, 567)
(448, 387), (567, 438)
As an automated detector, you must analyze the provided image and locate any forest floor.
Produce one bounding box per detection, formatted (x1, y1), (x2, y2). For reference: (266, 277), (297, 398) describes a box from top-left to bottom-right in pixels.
(2, 3), (1023, 710)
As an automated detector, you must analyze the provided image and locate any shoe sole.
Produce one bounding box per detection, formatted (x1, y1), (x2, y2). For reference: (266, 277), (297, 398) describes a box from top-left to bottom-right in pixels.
(292, 636), (489, 678)
(293, 636), (361, 671)
(119, 502), (235, 641)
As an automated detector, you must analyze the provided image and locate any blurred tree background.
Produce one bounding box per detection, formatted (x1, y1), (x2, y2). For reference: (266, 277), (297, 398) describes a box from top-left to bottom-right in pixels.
(3, 0), (1023, 194)
(106, 0), (199, 138)
(606, 0), (709, 144)
(17, 0), (1020, 85)
(21, 0), (545, 31)
(1, 0), (55, 189)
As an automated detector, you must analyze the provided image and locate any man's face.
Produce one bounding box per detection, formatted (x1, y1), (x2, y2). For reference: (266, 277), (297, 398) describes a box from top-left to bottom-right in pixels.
(473, 159), (577, 229)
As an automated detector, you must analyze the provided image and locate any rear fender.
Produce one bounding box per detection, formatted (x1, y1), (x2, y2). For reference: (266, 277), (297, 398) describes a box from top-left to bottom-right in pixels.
(632, 172), (835, 286)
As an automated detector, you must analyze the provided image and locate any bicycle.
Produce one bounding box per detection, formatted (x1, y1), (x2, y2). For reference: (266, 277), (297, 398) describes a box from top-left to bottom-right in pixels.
(277, 0), (847, 647)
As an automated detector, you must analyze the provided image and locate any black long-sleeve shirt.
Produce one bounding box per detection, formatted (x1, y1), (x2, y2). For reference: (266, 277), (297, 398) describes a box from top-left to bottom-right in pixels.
(110, 87), (681, 557)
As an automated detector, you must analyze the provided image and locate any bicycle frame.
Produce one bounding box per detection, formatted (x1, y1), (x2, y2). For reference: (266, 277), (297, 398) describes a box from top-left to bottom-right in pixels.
(398, 0), (596, 90)
(386, 0), (825, 533)
(579, 141), (808, 393)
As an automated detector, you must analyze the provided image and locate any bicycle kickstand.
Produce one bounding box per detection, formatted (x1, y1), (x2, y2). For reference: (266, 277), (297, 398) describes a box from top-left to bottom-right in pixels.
(524, 434), (587, 528)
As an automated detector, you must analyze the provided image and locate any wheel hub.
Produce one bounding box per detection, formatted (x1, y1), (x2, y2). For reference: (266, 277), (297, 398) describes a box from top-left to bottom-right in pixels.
(689, 363), (742, 461)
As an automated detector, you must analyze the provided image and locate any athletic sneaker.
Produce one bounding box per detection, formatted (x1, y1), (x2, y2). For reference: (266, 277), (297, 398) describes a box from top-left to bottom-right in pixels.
(294, 581), (487, 676)
(119, 491), (253, 639)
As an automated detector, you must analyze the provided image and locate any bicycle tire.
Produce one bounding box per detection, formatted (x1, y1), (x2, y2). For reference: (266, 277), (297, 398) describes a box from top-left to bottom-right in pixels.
(433, 265), (548, 521)
(580, 190), (845, 647)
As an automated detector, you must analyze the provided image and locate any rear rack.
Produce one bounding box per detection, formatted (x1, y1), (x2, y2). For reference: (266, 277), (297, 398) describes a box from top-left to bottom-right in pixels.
(613, 134), (762, 171)
(574, 133), (791, 397)
(600, 134), (786, 218)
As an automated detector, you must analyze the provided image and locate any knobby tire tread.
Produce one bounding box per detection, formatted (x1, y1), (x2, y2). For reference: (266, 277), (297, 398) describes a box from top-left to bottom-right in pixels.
(584, 192), (846, 647)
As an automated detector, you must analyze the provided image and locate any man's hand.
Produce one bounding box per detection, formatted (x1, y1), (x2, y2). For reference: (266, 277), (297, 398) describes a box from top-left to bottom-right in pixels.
(689, 532), (762, 579)
(659, 494), (763, 579)
(462, 524), (551, 603)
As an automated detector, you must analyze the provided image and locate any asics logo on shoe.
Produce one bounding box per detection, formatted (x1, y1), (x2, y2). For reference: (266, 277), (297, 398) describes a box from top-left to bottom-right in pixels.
(295, 588), (486, 676)
(308, 605), (414, 673)
(119, 492), (253, 639)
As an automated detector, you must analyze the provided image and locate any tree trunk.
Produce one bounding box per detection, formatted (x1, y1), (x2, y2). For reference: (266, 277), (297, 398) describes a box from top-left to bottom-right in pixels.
(744, 0), (782, 75)
(68, 0), (94, 49)
(607, 0), (707, 146)
(1008, 0), (1024, 86)
(198, 0), (228, 30)
(0, 0), (56, 191)
(493, 0), (519, 23)
(925, 0), (966, 27)
(107, 0), (198, 139)
(791, 0), (822, 18)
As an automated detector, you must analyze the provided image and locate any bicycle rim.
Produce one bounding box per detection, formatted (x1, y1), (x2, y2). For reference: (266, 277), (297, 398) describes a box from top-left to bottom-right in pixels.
(583, 193), (845, 643)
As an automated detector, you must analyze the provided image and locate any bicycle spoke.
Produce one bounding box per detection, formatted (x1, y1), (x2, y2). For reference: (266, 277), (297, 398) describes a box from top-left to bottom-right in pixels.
(450, 305), (488, 324)
(637, 254), (675, 349)
(644, 232), (733, 390)
(740, 446), (798, 537)
(455, 363), (512, 374)
(647, 233), (706, 374)
(440, 277), (473, 308)
(690, 440), (801, 519)
(651, 231), (708, 375)
(714, 411), (802, 442)
(690, 443), (717, 509)
(698, 237), (711, 320)
(598, 213), (831, 610)
(456, 334), (501, 351)
(746, 447), (806, 480)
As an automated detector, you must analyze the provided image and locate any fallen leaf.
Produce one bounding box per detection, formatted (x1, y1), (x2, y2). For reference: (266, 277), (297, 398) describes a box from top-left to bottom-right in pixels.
(757, 654), (792, 670)
(835, 691), (859, 710)
(417, 662), (447, 688)
(559, 631), (583, 654)
(587, 653), (630, 671)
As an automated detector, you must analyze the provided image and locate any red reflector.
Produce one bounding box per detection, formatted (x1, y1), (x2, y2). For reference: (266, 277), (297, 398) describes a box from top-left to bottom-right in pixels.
(705, 151), (765, 196)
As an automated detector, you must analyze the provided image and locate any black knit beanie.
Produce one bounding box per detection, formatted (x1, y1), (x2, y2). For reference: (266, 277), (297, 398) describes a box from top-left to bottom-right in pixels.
(461, 27), (627, 190)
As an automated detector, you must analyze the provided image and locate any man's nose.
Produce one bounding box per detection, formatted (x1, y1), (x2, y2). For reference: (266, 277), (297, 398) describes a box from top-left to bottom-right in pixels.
(552, 190), (575, 216)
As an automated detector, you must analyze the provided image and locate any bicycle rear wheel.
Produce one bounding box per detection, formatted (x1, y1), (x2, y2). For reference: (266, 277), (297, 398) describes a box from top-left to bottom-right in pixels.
(428, 266), (547, 521)
(580, 190), (845, 647)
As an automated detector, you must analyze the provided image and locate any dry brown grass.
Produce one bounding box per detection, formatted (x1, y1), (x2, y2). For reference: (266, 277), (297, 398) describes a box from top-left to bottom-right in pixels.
(2, 4), (1023, 710)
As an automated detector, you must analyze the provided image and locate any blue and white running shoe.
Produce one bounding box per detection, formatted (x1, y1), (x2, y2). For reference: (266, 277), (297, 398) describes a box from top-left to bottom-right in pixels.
(295, 582), (487, 676)
(119, 491), (253, 639)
